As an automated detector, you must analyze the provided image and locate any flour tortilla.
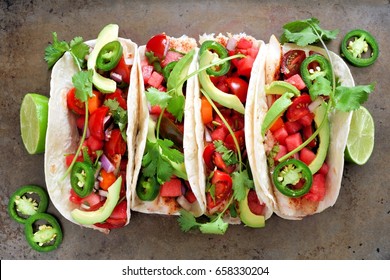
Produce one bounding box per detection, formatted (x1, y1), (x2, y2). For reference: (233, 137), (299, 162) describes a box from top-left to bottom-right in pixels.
(44, 38), (139, 233)
(253, 35), (354, 219)
(195, 33), (274, 222)
(130, 36), (206, 217)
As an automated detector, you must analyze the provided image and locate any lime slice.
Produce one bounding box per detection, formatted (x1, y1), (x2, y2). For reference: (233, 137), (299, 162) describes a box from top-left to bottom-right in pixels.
(265, 81), (300, 96)
(344, 106), (375, 165)
(20, 93), (49, 154)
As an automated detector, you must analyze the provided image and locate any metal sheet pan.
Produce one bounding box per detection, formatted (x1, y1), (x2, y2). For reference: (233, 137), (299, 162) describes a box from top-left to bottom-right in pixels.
(1, 0), (388, 260)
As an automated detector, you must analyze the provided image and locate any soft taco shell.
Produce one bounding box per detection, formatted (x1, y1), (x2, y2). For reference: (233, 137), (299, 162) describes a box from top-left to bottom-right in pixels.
(253, 38), (354, 219)
(130, 36), (206, 217)
(195, 33), (274, 222)
(44, 38), (139, 233)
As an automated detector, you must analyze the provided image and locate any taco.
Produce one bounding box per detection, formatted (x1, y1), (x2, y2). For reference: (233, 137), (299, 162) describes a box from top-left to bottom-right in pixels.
(190, 33), (274, 228)
(130, 33), (205, 216)
(251, 35), (354, 219)
(44, 24), (139, 233)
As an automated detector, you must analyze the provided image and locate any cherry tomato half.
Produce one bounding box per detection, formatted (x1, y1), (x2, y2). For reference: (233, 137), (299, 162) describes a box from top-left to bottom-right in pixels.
(146, 33), (168, 60)
(67, 87), (85, 115)
(104, 128), (126, 156)
(286, 94), (311, 122)
(88, 106), (109, 140)
(225, 77), (249, 103)
(281, 50), (306, 79)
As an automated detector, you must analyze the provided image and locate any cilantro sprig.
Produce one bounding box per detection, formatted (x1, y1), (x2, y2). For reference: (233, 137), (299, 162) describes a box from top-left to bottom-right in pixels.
(44, 32), (89, 70)
(278, 18), (375, 162)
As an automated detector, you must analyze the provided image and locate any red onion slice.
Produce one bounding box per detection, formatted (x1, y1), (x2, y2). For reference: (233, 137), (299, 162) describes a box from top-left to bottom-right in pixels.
(101, 154), (115, 173)
(110, 72), (123, 83)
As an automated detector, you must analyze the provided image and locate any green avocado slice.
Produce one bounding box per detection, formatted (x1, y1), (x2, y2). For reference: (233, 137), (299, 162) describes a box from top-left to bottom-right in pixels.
(239, 189), (265, 228)
(71, 176), (122, 225)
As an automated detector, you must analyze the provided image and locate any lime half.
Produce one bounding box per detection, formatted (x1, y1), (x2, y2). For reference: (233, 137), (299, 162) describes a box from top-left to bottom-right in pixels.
(20, 93), (49, 154)
(345, 106), (375, 165)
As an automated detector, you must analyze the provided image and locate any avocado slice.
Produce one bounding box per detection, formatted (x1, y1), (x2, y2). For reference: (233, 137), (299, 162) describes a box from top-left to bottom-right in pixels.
(87, 24), (119, 93)
(239, 189), (265, 228)
(261, 92), (294, 136)
(71, 176), (122, 225)
(198, 51), (245, 114)
(265, 81), (300, 96)
(308, 101), (330, 174)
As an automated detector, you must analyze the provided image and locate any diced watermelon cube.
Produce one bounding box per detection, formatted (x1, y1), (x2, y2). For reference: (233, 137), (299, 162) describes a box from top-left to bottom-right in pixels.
(161, 51), (183, 68)
(285, 133), (303, 152)
(285, 74), (306, 91)
(160, 178), (182, 197)
(236, 56), (254, 77)
(237, 37), (253, 49)
(147, 71), (164, 88)
(142, 65), (154, 84)
(274, 145), (287, 161)
(300, 147), (316, 165)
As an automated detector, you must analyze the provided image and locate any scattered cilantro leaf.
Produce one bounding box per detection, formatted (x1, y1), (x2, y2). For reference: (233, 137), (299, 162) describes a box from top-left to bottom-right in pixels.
(199, 216), (228, 235)
(69, 36), (90, 69)
(104, 99), (128, 141)
(157, 139), (184, 163)
(71, 69), (93, 102)
(232, 170), (254, 201)
(214, 140), (238, 166)
(281, 18), (339, 46)
(309, 76), (332, 100)
(166, 94), (185, 122)
(177, 209), (200, 232)
(145, 87), (172, 108)
(334, 83), (375, 112)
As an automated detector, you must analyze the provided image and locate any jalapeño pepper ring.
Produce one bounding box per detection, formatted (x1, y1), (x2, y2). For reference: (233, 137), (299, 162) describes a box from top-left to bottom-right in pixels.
(24, 213), (63, 252)
(199, 40), (230, 77)
(70, 161), (95, 198)
(8, 185), (49, 224)
(341, 29), (379, 67)
(272, 159), (313, 198)
(96, 40), (123, 71)
(300, 54), (333, 87)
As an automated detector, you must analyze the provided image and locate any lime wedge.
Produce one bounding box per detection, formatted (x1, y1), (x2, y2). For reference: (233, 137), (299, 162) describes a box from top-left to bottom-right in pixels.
(265, 81), (300, 96)
(20, 93), (49, 154)
(344, 106), (375, 165)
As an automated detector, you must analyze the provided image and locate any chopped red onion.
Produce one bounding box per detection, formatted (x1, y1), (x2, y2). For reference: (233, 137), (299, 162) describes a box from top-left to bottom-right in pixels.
(98, 190), (108, 197)
(110, 72), (123, 83)
(308, 97), (323, 112)
(163, 37), (170, 57)
(226, 37), (238, 51)
(101, 154), (115, 173)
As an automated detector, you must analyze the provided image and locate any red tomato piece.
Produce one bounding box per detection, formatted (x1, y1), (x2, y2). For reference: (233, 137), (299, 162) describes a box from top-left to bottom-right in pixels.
(147, 71), (164, 88)
(67, 87), (85, 115)
(69, 189), (83, 204)
(213, 152), (236, 174)
(150, 105), (162, 116)
(161, 50), (183, 67)
(88, 106), (109, 140)
(146, 33), (168, 60)
(105, 88), (127, 110)
(112, 56), (130, 84)
(225, 77), (249, 103)
(104, 128), (126, 156)
(286, 94), (311, 122)
(236, 56), (255, 78)
(207, 170), (233, 209)
(236, 37), (253, 49)
(247, 189), (265, 215)
(304, 173), (326, 202)
(285, 133), (303, 152)
(299, 112), (314, 127)
(274, 145), (287, 162)
(86, 135), (104, 152)
(225, 130), (245, 151)
(211, 125), (229, 141)
(300, 147), (316, 165)
(142, 64), (154, 84)
(184, 189), (197, 204)
(108, 200), (127, 220)
(269, 117), (284, 133)
(65, 154), (83, 167)
(302, 125), (317, 148)
(247, 47), (259, 59)
(285, 74), (306, 91)
(160, 178), (182, 197)
(273, 127), (289, 145)
(318, 162), (329, 175)
(284, 121), (303, 135)
(281, 50), (306, 79)
(203, 142), (216, 171)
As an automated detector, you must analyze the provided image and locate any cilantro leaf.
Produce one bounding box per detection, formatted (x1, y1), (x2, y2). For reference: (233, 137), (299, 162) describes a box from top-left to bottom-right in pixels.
(178, 209), (200, 232)
(44, 32), (89, 70)
(214, 140), (238, 166)
(167, 94), (185, 122)
(199, 216), (229, 235)
(309, 76), (332, 100)
(71, 69), (93, 102)
(44, 32), (70, 69)
(145, 87), (172, 108)
(157, 139), (184, 164)
(281, 18), (339, 46)
(104, 99), (128, 141)
(232, 170), (254, 201)
(334, 83), (375, 112)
